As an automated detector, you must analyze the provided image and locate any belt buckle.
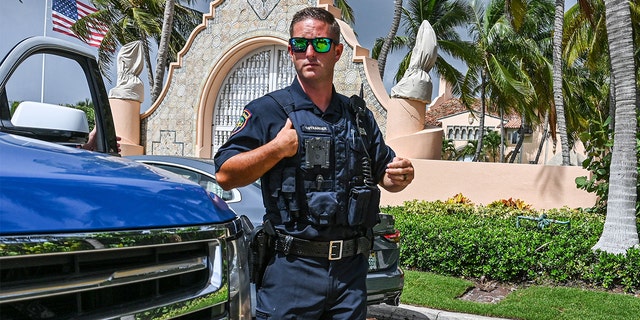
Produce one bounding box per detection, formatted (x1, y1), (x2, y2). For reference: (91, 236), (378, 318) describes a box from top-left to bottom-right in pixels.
(328, 240), (343, 260)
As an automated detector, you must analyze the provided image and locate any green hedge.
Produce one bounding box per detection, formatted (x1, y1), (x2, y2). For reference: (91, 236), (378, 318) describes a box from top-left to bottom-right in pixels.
(382, 200), (640, 293)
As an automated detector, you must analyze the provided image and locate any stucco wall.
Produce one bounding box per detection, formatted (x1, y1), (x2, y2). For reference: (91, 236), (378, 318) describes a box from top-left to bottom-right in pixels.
(381, 160), (597, 210)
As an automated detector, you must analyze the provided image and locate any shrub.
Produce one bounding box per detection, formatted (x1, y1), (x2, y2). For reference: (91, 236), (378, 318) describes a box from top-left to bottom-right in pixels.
(383, 200), (639, 293)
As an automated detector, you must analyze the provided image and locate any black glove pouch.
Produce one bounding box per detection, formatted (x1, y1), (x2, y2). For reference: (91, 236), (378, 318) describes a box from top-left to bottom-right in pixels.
(347, 185), (381, 228)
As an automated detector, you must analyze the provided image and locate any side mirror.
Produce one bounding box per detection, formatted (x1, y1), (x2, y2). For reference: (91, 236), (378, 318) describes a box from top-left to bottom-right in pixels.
(11, 101), (89, 145)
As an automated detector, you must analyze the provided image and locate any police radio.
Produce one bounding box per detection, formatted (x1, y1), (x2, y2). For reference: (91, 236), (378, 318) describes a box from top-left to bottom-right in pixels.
(347, 85), (381, 228)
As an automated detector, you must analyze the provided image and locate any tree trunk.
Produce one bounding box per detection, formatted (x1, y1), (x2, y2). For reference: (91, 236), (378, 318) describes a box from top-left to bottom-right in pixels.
(378, 0), (402, 79)
(151, 0), (176, 104)
(509, 116), (526, 163)
(504, 0), (513, 26)
(592, 0), (639, 254)
(533, 111), (550, 164)
(499, 107), (505, 162)
(141, 36), (154, 90)
(473, 72), (487, 162)
(553, 0), (571, 166)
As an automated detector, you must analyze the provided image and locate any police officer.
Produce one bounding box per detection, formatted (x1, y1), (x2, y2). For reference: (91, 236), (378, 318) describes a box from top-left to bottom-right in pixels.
(214, 6), (414, 320)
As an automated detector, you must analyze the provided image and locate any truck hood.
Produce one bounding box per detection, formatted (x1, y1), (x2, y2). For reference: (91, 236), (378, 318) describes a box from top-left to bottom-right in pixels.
(0, 133), (237, 235)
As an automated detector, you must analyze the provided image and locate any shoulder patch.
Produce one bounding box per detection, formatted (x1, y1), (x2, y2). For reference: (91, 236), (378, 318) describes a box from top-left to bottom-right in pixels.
(230, 109), (251, 136)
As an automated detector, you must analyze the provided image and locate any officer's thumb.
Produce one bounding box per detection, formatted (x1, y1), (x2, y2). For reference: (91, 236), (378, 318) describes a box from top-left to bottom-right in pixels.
(279, 118), (298, 157)
(284, 118), (294, 129)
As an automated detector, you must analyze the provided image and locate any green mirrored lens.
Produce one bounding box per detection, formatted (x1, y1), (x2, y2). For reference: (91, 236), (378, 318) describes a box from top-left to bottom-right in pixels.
(312, 38), (332, 53)
(291, 38), (308, 52)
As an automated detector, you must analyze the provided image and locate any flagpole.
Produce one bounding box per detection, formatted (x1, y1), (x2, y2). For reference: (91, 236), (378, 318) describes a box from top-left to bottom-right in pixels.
(41, 0), (49, 102)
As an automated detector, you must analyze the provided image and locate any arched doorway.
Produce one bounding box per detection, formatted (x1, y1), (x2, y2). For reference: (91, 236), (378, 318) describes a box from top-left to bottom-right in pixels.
(211, 45), (295, 154)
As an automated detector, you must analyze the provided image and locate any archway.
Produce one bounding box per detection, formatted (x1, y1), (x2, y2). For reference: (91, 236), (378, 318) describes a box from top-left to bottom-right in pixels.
(196, 37), (293, 157)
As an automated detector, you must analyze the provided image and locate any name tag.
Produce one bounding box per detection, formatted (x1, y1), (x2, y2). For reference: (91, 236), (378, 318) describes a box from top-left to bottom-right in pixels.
(301, 125), (330, 134)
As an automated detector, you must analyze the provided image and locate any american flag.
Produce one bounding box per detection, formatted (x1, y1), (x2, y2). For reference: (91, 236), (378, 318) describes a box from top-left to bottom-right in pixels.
(52, 0), (107, 48)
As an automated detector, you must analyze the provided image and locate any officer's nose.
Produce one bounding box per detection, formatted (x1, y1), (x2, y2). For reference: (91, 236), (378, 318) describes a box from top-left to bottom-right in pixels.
(305, 43), (316, 57)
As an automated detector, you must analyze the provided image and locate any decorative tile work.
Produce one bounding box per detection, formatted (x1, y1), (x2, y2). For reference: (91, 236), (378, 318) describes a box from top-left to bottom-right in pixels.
(248, 0), (281, 20)
(151, 130), (185, 155)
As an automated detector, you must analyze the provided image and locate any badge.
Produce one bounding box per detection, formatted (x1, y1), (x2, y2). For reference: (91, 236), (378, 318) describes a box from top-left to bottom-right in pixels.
(230, 109), (251, 136)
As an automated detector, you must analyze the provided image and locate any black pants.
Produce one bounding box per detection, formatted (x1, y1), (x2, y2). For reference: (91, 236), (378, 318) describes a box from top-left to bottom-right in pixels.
(256, 252), (368, 319)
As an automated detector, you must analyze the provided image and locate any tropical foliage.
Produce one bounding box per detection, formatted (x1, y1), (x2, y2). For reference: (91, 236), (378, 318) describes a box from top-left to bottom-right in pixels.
(575, 114), (640, 217)
(463, 0), (554, 162)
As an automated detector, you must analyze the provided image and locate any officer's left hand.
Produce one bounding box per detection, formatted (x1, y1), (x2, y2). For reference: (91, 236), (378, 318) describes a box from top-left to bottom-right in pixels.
(382, 157), (414, 192)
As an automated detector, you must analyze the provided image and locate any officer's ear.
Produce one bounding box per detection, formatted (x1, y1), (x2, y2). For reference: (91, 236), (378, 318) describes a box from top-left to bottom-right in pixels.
(334, 43), (344, 60)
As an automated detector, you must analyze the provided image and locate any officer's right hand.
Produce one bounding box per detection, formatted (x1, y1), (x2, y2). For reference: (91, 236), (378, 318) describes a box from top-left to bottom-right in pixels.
(275, 118), (298, 158)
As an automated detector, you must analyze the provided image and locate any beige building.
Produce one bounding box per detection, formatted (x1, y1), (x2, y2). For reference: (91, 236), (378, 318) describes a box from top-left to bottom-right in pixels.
(426, 78), (586, 165)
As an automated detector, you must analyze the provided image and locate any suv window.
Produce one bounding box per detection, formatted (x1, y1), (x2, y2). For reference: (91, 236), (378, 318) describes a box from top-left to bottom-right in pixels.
(5, 54), (91, 148)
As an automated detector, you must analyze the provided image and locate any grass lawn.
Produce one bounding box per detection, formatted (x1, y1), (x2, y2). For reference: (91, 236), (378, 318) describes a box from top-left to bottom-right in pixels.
(401, 270), (640, 320)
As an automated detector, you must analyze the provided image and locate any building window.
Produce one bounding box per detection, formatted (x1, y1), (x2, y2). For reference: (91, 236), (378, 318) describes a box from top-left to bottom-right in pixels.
(511, 130), (519, 144)
(446, 125), (496, 141)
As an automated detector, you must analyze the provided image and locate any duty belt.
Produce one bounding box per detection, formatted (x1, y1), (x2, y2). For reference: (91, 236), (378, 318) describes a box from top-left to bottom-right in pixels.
(274, 234), (371, 260)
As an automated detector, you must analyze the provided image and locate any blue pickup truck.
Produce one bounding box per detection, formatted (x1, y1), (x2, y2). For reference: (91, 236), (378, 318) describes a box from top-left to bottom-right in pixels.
(0, 37), (252, 319)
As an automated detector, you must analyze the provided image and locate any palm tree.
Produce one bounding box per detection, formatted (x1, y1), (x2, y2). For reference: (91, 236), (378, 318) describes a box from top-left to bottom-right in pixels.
(562, 0), (610, 146)
(509, 0), (556, 163)
(334, 0), (355, 25)
(464, 0), (552, 162)
(553, 0), (571, 165)
(483, 130), (503, 162)
(490, 0), (556, 163)
(592, 0), (639, 254)
(465, 0), (502, 162)
(151, 0), (176, 103)
(378, 0), (403, 80)
(73, 0), (201, 103)
(456, 140), (478, 161)
(442, 138), (458, 160)
(371, 0), (476, 97)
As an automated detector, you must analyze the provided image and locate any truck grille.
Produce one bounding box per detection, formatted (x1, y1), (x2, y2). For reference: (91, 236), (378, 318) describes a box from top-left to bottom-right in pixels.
(0, 223), (241, 320)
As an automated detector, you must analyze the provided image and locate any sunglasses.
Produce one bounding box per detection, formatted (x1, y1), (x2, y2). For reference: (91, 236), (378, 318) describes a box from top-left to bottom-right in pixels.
(289, 37), (335, 53)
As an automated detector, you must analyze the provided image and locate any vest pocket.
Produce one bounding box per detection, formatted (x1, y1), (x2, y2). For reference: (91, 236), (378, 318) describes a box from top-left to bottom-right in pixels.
(269, 166), (298, 224)
(348, 186), (381, 227)
(305, 191), (338, 225)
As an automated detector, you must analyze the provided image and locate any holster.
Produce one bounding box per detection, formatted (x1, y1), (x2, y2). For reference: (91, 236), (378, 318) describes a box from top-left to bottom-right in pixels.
(248, 220), (276, 288)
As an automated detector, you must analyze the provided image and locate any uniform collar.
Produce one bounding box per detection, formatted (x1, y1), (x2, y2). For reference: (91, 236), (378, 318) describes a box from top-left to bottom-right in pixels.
(289, 78), (343, 117)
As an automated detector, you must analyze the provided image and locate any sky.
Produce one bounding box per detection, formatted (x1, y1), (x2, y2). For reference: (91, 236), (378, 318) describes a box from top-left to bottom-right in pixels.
(1, 0), (576, 112)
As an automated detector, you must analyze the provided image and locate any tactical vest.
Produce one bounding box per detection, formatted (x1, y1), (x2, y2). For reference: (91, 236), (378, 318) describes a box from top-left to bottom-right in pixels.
(266, 89), (381, 229)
